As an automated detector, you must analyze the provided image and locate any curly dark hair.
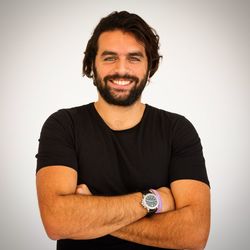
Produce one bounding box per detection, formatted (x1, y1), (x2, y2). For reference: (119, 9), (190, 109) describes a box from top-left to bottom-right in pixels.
(82, 11), (162, 79)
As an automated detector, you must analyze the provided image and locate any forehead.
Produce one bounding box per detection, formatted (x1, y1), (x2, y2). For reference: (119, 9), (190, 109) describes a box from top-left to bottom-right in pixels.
(97, 30), (146, 55)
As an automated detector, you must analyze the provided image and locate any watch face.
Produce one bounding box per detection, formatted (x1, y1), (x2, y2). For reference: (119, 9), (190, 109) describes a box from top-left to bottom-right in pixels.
(145, 193), (158, 209)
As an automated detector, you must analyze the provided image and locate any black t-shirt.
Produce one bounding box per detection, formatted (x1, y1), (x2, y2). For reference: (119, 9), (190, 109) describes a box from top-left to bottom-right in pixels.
(36, 103), (209, 250)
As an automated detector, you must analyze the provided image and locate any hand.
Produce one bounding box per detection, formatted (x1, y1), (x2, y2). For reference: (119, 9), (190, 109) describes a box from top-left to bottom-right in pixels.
(75, 184), (92, 195)
(156, 187), (175, 213)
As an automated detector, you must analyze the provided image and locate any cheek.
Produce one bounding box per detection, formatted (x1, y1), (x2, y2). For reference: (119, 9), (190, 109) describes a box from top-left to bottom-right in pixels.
(136, 66), (148, 78)
(95, 63), (111, 78)
(97, 70), (110, 81)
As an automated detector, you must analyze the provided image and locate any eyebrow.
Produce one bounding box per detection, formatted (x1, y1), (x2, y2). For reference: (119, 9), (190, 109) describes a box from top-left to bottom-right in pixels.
(101, 51), (117, 56)
(101, 50), (145, 58)
(128, 52), (144, 57)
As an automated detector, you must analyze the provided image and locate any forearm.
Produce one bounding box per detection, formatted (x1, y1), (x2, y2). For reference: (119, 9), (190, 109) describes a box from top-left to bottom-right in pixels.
(41, 192), (146, 240)
(111, 205), (209, 249)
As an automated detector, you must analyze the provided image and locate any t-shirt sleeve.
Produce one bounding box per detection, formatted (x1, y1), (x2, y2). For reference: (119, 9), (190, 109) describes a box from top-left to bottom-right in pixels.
(169, 116), (210, 186)
(35, 109), (78, 173)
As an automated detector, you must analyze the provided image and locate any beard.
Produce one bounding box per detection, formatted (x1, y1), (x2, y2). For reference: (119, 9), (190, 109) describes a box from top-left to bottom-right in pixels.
(93, 67), (148, 107)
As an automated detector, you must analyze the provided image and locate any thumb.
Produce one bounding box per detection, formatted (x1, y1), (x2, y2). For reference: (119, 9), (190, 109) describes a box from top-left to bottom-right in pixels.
(75, 184), (92, 195)
(76, 187), (85, 195)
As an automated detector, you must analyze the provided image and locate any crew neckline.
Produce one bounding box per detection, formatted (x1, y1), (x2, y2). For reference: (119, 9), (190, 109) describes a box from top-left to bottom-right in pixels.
(90, 102), (149, 133)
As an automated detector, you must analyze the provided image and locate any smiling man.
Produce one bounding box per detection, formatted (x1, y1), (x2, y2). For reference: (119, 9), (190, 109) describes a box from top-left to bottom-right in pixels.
(94, 30), (148, 107)
(36, 11), (210, 250)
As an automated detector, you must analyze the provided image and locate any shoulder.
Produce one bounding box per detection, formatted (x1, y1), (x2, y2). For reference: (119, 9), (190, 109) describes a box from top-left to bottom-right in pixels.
(146, 104), (192, 129)
(39, 104), (93, 137)
(146, 104), (201, 142)
(43, 103), (92, 126)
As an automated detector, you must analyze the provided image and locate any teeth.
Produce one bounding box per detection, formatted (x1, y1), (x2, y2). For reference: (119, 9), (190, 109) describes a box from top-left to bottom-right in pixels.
(112, 80), (131, 86)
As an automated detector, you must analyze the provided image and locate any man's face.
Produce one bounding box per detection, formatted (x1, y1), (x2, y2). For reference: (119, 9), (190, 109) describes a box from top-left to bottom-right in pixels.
(94, 30), (149, 106)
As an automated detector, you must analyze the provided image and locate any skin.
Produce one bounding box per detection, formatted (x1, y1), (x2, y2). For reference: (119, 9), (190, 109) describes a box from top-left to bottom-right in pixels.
(76, 181), (210, 250)
(36, 30), (210, 249)
(93, 30), (149, 130)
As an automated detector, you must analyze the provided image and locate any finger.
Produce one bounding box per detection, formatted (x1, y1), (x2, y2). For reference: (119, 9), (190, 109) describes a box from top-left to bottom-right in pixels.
(76, 187), (85, 195)
(75, 184), (92, 195)
(81, 184), (92, 195)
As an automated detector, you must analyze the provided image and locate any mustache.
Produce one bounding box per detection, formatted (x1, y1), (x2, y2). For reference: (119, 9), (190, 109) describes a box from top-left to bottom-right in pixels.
(103, 74), (139, 83)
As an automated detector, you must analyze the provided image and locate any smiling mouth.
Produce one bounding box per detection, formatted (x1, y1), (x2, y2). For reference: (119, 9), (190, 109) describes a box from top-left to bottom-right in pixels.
(109, 79), (133, 86)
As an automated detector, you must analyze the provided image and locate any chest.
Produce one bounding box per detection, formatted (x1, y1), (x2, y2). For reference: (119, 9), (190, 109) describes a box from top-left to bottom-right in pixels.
(76, 125), (172, 195)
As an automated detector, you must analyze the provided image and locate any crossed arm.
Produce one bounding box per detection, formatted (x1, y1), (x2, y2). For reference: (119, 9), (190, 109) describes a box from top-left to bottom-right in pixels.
(36, 165), (210, 249)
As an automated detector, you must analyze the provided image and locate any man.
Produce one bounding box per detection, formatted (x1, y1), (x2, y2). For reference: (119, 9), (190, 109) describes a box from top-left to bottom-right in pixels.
(36, 11), (210, 250)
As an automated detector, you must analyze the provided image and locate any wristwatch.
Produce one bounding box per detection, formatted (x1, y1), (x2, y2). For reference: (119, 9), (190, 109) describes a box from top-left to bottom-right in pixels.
(141, 190), (159, 216)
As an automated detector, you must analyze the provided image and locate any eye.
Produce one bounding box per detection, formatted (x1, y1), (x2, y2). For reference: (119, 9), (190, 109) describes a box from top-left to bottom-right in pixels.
(103, 56), (117, 62)
(129, 56), (141, 62)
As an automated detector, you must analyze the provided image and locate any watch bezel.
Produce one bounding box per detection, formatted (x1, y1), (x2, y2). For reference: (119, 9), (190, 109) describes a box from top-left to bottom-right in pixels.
(141, 190), (159, 214)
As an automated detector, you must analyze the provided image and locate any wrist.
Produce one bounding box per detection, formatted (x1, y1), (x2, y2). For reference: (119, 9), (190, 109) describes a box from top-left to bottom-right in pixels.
(156, 187), (175, 213)
(141, 189), (163, 216)
(149, 189), (162, 213)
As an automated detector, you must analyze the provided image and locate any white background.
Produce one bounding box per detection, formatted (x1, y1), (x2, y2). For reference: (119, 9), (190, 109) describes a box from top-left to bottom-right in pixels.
(0, 0), (249, 249)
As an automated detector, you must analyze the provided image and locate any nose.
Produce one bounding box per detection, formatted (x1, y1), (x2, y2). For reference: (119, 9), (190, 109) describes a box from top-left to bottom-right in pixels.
(114, 58), (130, 75)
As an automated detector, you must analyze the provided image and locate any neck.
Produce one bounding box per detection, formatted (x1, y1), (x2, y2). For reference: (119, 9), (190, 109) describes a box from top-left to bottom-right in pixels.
(94, 96), (145, 131)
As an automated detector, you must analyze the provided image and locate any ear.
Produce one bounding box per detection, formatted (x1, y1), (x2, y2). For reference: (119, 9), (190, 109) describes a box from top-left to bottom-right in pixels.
(91, 61), (96, 79)
(91, 62), (94, 76)
(147, 71), (151, 82)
